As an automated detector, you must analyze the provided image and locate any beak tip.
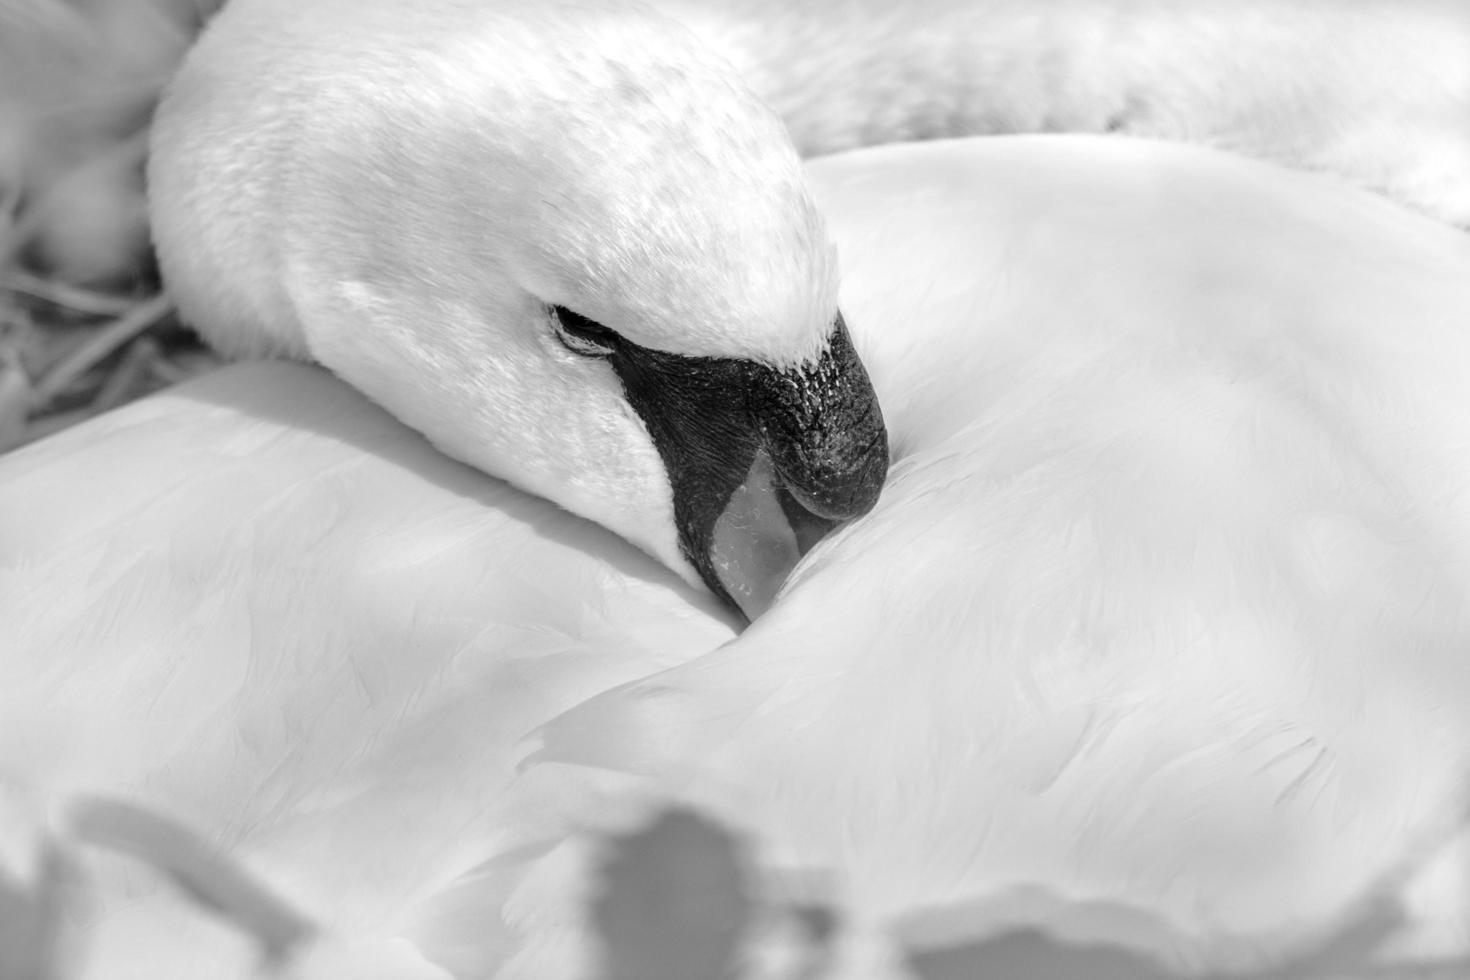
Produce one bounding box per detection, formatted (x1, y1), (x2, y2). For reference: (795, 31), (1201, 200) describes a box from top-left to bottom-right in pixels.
(780, 430), (891, 522)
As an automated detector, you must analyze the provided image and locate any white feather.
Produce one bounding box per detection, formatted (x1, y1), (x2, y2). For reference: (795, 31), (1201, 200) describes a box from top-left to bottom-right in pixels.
(527, 135), (1470, 978)
(10, 134), (1470, 977)
(9, 1), (1470, 976)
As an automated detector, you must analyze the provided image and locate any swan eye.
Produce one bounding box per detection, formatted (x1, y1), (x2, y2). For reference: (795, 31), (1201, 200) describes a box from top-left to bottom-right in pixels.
(552, 305), (619, 357)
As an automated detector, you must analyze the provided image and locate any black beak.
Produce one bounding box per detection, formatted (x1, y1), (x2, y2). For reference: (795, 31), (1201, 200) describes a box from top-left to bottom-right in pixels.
(746, 313), (887, 521)
(604, 312), (889, 623)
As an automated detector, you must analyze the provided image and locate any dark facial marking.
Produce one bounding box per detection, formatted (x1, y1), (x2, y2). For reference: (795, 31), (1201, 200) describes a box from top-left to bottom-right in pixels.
(550, 306), (889, 619)
(597, 336), (765, 615)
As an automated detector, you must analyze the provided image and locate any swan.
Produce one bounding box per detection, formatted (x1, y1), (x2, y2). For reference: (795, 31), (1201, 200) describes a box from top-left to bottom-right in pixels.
(9, 132), (1470, 978)
(146, 0), (890, 623)
(146, 0), (1470, 624)
(14, 0), (1470, 975)
(507, 134), (1470, 978)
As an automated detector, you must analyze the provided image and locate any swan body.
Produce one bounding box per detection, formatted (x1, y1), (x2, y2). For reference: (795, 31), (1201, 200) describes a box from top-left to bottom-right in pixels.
(519, 134), (1470, 978)
(0, 360), (735, 978)
(147, 0), (888, 620)
(9, 133), (1470, 976)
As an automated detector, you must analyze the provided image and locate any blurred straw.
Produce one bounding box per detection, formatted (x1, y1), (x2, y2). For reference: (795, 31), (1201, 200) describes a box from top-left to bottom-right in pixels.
(91, 334), (159, 410)
(0, 129), (150, 272)
(3, 269), (140, 317)
(0, 0), (226, 454)
(29, 292), (172, 407)
(0, 348), (30, 449)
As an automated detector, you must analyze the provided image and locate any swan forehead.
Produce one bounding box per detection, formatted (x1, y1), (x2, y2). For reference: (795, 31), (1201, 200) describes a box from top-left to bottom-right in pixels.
(449, 7), (839, 367)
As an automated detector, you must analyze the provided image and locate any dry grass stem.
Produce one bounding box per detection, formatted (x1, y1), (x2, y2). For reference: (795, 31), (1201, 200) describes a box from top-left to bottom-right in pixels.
(29, 291), (173, 407)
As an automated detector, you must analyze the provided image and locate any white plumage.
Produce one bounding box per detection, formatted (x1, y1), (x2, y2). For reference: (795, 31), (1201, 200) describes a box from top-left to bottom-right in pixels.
(526, 135), (1470, 977)
(9, 133), (1470, 977)
(147, 0), (860, 603)
(1, 361), (731, 977)
(654, 0), (1470, 228)
(6, 1), (1470, 977)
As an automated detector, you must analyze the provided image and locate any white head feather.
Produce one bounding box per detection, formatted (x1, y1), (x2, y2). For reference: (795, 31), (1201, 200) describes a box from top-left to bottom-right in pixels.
(148, 0), (843, 582)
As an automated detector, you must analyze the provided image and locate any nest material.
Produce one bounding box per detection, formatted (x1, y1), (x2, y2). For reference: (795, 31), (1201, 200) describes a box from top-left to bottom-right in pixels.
(0, 197), (223, 452)
(0, 0), (226, 453)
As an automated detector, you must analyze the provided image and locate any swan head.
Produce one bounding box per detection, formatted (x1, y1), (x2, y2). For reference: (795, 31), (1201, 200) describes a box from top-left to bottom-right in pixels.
(148, 0), (888, 621)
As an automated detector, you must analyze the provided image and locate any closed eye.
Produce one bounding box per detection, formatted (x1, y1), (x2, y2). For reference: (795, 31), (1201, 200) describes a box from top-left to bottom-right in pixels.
(552, 305), (619, 357)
